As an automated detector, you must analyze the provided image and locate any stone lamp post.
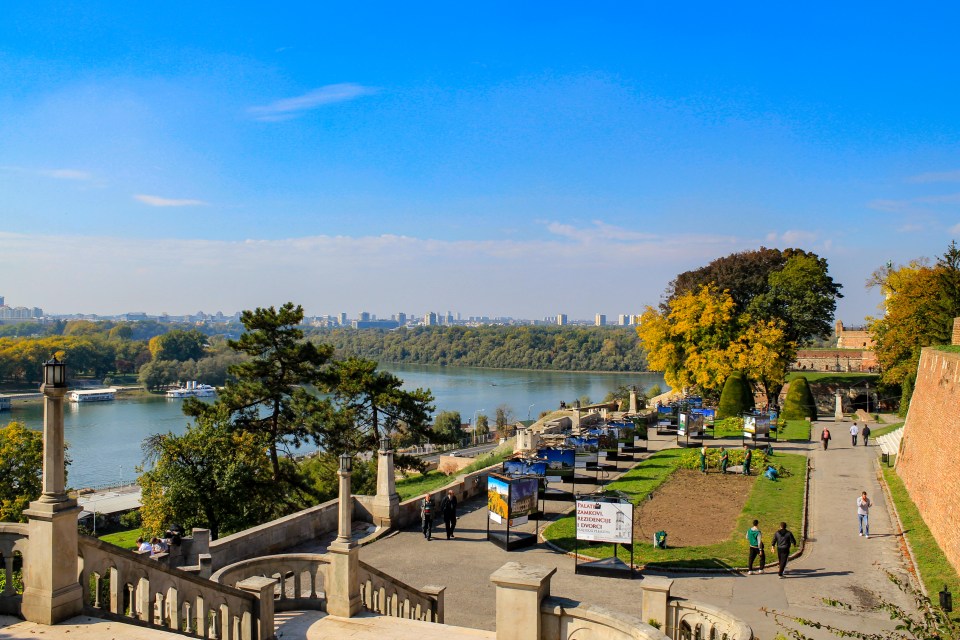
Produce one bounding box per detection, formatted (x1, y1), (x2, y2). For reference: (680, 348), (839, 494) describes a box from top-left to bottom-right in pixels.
(22, 357), (83, 624)
(326, 452), (362, 617)
(371, 435), (400, 528)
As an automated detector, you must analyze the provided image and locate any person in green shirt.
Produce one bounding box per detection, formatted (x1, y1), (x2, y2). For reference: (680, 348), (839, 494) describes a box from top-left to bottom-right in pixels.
(699, 444), (708, 474)
(742, 445), (752, 476)
(719, 447), (729, 474)
(746, 519), (763, 574)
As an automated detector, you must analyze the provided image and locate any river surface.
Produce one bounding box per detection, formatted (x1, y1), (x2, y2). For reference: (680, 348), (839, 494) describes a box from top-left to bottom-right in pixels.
(7, 364), (665, 489)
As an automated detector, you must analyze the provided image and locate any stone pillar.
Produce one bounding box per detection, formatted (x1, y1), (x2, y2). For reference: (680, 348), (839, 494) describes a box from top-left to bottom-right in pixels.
(629, 390), (638, 414)
(490, 562), (556, 640)
(421, 585), (446, 623)
(326, 456), (361, 618)
(371, 438), (400, 528)
(21, 381), (83, 625)
(834, 389), (844, 422)
(640, 575), (673, 632)
(952, 317), (960, 346)
(237, 576), (278, 640)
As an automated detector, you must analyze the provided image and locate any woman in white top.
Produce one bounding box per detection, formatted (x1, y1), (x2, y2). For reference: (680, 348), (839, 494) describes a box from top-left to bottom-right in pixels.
(857, 491), (872, 538)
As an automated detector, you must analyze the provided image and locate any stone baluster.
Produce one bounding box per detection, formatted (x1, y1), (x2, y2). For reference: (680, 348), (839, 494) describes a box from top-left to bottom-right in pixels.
(489, 562), (556, 640)
(237, 576), (278, 640)
(2, 555), (14, 596)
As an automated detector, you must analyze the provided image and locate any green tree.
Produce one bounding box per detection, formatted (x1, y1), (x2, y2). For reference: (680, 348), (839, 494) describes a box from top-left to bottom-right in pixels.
(475, 414), (490, 435)
(148, 329), (207, 362)
(139, 408), (275, 539)
(137, 359), (181, 390)
(434, 411), (463, 441)
(782, 376), (817, 420)
(495, 404), (514, 438)
(185, 303), (333, 483)
(319, 356), (436, 458)
(0, 421), (44, 522)
(717, 372), (751, 419)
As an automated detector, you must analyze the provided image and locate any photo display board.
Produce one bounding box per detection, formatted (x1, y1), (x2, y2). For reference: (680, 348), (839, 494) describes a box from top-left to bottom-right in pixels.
(487, 474), (510, 524)
(510, 476), (539, 526)
(503, 459), (547, 477)
(575, 498), (633, 544)
(677, 412), (688, 436)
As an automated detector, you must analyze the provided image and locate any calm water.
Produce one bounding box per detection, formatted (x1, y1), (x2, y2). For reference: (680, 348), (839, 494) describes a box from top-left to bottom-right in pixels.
(8, 364), (664, 489)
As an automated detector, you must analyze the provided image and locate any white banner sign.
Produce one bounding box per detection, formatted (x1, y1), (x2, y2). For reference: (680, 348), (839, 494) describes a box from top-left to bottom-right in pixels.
(575, 499), (633, 544)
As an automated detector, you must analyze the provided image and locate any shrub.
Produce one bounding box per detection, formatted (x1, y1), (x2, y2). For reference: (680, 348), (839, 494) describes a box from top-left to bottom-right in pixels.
(119, 509), (141, 529)
(718, 372), (751, 418)
(899, 372), (914, 417)
(782, 376), (817, 420)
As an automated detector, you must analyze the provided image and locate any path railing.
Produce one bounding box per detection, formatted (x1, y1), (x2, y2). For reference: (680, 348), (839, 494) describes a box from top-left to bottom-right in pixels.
(0, 523), (28, 617)
(79, 536), (266, 639)
(358, 559), (444, 623)
(211, 553), (329, 612)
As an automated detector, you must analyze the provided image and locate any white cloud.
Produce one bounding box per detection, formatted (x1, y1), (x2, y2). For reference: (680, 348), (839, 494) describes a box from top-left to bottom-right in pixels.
(765, 230), (818, 245)
(248, 83), (377, 121)
(908, 170), (960, 183)
(38, 168), (93, 181)
(545, 220), (658, 243)
(950, 223), (960, 235)
(134, 194), (208, 207)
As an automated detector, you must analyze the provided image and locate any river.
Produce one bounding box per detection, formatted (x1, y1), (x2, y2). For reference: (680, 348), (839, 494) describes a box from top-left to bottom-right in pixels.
(6, 364), (665, 489)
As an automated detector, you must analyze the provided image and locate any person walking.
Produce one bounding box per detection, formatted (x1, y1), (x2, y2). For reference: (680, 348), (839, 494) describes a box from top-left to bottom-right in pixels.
(420, 494), (435, 540)
(771, 522), (798, 578)
(857, 491), (872, 538)
(850, 422), (859, 446)
(742, 445), (752, 476)
(862, 424), (871, 446)
(821, 426), (832, 450)
(700, 444), (708, 474)
(439, 489), (459, 539)
(746, 520), (763, 574)
(719, 447), (729, 474)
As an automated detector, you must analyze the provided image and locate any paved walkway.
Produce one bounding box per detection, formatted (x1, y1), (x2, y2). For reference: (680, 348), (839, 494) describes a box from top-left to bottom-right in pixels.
(275, 610), (495, 639)
(357, 422), (916, 639)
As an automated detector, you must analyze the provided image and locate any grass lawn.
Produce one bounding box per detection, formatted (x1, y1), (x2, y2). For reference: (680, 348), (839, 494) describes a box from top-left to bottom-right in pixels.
(881, 464), (960, 600)
(542, 450), (807, 569)
(98, 528), (143, 550)
(779, 419), (811, 441)
(787, 372), (880, 384)
(396, 447), (513, 500)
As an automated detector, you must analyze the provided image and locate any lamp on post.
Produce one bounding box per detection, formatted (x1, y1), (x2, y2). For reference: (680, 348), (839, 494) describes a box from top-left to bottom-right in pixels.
(339, 452), (352, 474)
(865, 383), (870, 414)
(379, 434), (390, 453)
(940, 585), (953, 613)
(43, 357), (67, 388)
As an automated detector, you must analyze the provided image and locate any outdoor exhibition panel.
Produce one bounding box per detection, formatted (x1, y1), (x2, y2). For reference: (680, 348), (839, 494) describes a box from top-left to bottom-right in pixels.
(742, 410), (778, 446)
(676, 411), (707, 448)
(536, 447), (577, 501)
(574, 493), (636, 579)
(486, 472), (540, 551)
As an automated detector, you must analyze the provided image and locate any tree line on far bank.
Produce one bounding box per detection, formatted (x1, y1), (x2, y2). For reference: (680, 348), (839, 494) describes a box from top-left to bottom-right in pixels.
(314, 325), (648, 372)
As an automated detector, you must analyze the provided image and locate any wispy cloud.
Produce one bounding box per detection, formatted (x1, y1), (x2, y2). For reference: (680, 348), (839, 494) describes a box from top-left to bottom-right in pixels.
(38, 168), (94, 181)
(908, 169), (960, 183)
(248, 83), (377, 121)
(764, 229), (818, 245)
(545, 220), (658, 243)
(134, 194), (208, 207)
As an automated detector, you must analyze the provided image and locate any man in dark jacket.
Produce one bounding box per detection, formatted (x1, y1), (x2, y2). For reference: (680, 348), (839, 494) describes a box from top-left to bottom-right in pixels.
(440, 489), (459, 539)
(420, 495), (434, 540)
(772, 521), (798, 578)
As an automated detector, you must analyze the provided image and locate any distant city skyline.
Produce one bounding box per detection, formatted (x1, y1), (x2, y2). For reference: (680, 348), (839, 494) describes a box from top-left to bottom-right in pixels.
(3, 4), (959, 323)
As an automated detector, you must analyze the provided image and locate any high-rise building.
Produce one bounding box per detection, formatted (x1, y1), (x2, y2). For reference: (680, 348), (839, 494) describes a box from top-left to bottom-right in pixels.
(0, 296), (5, 306)
(396, 312), (407, 325)
(359, 311), (371, 322)
(425, 312), (438, 326)
(595, 314), (606, 326)
(618, 314), (631, 326)
(338, 313), (348, 326)
(557, 314), (568, 326)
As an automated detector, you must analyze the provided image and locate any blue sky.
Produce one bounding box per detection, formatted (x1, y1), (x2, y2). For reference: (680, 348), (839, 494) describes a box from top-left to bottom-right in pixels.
(1, 2), (958, 321)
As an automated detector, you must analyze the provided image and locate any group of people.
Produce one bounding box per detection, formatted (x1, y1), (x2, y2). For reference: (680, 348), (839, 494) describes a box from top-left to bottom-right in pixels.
(135, 536), (169, 556)
(820, 422), (871, 450)
(420, 489), (459, 541)
(746, 489), (874, 577)
(699, 444), (753, 475)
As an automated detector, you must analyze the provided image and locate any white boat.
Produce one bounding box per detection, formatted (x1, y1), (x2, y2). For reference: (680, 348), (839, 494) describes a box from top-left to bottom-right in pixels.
(68, 388), (117, 403)
(165, 381), (217, 399)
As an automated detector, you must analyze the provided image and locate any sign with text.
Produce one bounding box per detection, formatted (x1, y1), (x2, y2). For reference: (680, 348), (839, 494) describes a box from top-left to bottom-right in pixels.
(575, 498), (633, 544)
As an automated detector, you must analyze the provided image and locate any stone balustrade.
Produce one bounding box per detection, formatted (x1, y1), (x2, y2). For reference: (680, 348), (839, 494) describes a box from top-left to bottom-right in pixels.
(358, 559), (444, 623)
(78, 536), (272, 639)
(541, 596), (671, 640)
(211, 553), (329, 612)
(0, 523), (28, 616)
(668, 598), (753, 640)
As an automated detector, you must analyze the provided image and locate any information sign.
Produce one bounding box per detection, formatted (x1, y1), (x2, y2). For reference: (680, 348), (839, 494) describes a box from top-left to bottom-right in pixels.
(575, 498), (633, 544)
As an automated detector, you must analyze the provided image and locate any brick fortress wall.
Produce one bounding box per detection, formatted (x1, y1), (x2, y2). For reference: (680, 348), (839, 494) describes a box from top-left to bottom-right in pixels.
(896, 347), (960, 574)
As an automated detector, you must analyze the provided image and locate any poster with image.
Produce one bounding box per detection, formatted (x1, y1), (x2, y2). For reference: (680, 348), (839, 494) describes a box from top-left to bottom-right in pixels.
(509, 476), (539, 526)
(575, 499), (633, 544)
(487, 474), (510, 524)
(678, 412), (687, 436)
(503, 460), (547, 477)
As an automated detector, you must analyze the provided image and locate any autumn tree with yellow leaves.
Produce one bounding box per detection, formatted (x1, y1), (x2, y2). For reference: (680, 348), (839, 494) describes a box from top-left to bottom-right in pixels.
(638, 248), (841, 405)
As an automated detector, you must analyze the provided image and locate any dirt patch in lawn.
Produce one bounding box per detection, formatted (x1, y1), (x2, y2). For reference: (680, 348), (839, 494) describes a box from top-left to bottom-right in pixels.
(635, 469), (756, 547)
